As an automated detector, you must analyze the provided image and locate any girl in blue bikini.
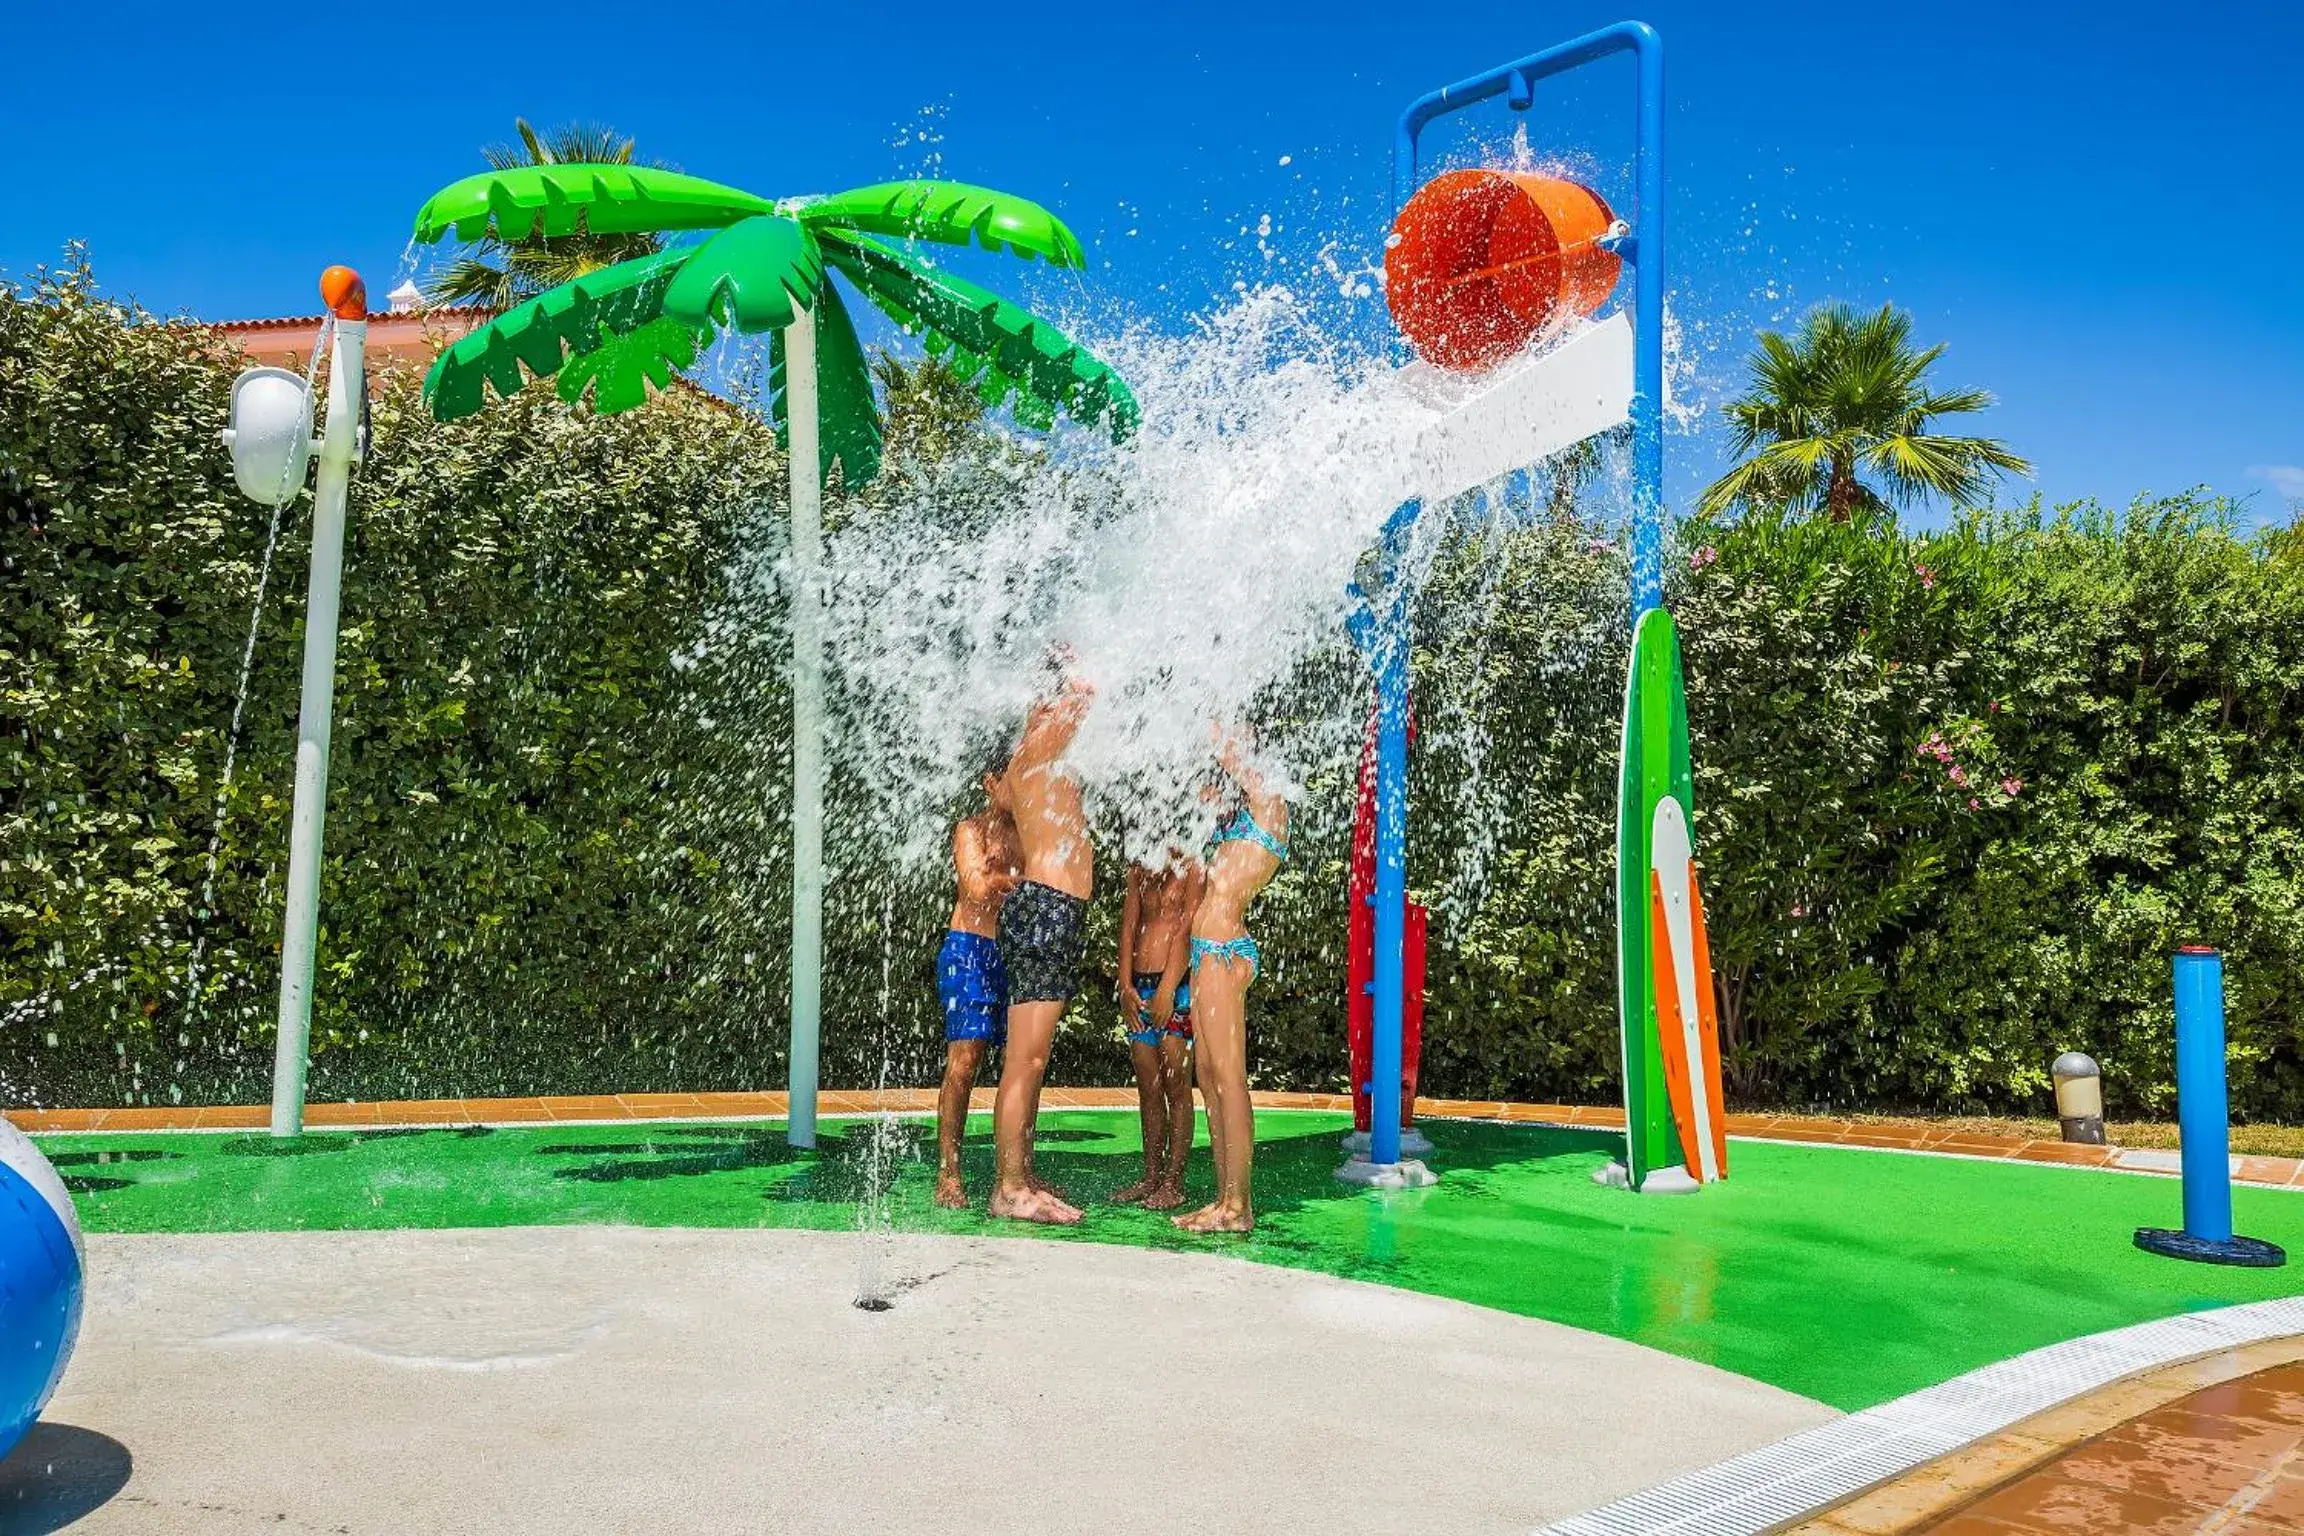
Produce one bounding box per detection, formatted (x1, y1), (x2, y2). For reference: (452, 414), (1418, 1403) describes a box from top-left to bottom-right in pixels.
(1175, 726), (1291, 1235)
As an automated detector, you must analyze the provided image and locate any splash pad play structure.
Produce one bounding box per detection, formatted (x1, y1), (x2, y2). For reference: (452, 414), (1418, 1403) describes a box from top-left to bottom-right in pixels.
(221, 22), (1729, 1209)
(15, 22), (2304, 1535)
(1339, 20), (1728, 1194)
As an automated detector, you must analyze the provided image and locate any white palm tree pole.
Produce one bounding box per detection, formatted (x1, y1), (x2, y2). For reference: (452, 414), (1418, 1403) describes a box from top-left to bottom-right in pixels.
(271, 270), (368, 1137)
(785, 300), (824, 1150)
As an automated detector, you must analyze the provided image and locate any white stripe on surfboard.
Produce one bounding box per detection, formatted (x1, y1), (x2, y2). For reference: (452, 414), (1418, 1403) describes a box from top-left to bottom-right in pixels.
(1650, 797), (1720, 1184)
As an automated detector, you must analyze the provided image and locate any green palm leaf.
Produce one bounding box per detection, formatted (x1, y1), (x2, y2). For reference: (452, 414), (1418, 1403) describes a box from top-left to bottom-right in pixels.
(770, 283), (881, 487)
(423, 247), (695, 420)
(821, 234), (1135, 440)
(557, 315), (707, 415)
(800, 181), (1086, 267)
(663, 215), (824, 334)
(413, 163), (776, 246)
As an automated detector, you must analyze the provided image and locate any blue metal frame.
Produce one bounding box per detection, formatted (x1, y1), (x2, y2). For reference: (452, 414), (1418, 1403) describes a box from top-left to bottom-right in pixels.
(2173, 948), (2234, 1244)
(1353, 22), (1665, 1171)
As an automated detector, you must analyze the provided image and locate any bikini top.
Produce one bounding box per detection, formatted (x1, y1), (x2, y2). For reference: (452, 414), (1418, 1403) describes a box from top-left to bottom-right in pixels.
(1207, 808), (1290, 864)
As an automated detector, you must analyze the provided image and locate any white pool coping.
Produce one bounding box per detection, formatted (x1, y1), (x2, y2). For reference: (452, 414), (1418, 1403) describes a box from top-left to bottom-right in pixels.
(1538, 1294), (2304, 1536)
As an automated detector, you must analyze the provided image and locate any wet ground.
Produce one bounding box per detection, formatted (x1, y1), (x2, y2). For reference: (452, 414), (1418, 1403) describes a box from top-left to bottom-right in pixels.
(1919, 1359), (2304, 1533)
(32, 1107), (2304, 1410)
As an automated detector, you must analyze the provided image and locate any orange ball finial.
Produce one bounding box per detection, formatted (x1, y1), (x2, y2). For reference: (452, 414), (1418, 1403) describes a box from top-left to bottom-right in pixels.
(319, 265), (367, 321)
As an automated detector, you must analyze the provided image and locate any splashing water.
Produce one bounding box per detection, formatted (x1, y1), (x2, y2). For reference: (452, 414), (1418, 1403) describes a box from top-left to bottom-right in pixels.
(787, 285), (1492, 875)
(854, 882), (904, 1310)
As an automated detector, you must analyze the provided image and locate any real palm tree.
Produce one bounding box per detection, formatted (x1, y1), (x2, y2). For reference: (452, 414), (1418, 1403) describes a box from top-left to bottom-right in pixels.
(420, 121), (666, 309)
(1698, 303), (2028, 522)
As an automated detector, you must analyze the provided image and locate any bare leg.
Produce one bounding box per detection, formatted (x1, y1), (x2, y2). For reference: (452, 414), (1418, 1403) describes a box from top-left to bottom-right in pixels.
(1113, 1037), (1168, 1203)
(935, 1037), (988, 1208)
(991, 999), (1082, 1225)
(1146, 1036), (1194, 1210)
(1175, 951), (1254, 1233)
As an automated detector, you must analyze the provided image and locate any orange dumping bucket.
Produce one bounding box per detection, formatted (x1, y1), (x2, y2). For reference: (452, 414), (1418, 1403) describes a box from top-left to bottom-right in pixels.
(1385, 169), (1621, 372)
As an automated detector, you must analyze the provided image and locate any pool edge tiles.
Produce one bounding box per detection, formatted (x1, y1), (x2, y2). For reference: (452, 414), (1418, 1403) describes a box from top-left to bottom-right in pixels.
(1537, 1296), (2304, 1536)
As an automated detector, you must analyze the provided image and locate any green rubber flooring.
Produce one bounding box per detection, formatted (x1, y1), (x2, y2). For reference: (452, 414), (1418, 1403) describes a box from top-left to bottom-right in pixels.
(40, 1109), (2304, 1410)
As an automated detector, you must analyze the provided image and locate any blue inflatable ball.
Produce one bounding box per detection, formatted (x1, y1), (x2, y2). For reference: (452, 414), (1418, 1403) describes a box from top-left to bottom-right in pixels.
(0, 1116), (83, 1464)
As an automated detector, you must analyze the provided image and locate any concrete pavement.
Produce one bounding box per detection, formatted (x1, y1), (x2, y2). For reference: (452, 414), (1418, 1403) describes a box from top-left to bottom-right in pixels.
(2, 1227), (1834, 1534)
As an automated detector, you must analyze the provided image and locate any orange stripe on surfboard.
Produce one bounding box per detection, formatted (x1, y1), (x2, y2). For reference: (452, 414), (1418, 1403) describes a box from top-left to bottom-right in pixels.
(1649, 874), (1703, 1183)
(1649, 868), (1727, 1185)
(1683, 866), (1729, 1180)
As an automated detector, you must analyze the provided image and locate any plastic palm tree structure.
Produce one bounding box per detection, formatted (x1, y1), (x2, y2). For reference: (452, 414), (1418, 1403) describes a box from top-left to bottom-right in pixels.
(409, 164), (1138, 1146)
(420, 119), (666, 308)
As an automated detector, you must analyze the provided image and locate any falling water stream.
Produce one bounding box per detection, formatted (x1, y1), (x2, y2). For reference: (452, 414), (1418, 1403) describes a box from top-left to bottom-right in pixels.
(718, 279), (1647, 1304)
(176, 323), (338, 1049)
(854, 883), (904, 1311)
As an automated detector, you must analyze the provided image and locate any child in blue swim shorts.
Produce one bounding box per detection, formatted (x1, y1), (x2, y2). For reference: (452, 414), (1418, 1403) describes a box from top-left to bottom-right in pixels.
(936, 769), (1020, 1208)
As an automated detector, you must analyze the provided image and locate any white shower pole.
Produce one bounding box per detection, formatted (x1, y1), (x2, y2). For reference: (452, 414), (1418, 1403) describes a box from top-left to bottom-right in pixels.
(271, 270), (368, 1138)
(785, 300), (824, 1150)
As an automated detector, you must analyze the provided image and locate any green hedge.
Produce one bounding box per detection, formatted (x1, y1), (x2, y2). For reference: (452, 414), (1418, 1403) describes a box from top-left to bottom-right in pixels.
(7, 260), (2302, 1118)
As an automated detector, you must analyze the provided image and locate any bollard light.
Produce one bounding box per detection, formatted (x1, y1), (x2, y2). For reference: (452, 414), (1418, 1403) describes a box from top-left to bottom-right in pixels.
(2051, 1051), (2105, 1145)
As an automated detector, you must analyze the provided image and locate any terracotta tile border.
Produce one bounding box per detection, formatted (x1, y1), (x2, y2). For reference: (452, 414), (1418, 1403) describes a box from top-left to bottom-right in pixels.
(1781, 1336), (2304, 1535)
(6, 1091), (2300, 1189)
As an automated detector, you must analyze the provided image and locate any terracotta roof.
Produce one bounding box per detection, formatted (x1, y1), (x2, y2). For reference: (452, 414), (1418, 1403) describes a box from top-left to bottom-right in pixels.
(193, 306), (743, 416)
(196, 305), (499, 373)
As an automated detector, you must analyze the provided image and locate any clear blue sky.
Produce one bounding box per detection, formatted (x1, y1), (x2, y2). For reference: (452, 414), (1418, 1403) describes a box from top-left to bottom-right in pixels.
(6, 0), (2298, 519)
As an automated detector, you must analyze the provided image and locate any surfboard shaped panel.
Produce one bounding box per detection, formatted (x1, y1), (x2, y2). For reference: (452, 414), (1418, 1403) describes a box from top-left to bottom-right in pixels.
(1615, 607), (1686, 1187)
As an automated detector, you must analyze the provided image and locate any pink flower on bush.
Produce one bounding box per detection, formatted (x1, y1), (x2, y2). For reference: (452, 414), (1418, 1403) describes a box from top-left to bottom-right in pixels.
(1967, 796), (1980, 810)
(2001, 777), (2023, 796)
(1688, 545), (1720, 570)
(1915, 561), (1936, 589)
(1789, 902), (1807, 918)
(1949, 765), (1968, 787)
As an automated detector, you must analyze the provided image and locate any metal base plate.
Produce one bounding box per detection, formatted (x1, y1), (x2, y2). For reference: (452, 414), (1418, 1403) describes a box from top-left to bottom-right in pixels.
(1333, 1157), (1439, 1189)
(2135, 1227), (2287, 1268)
(1639, 1165), (1702, 1196)
(1340, 1128), (1434, 1157)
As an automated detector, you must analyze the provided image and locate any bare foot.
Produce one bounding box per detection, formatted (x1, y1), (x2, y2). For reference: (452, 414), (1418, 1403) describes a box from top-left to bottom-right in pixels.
(1172, 1200), (1252, 1234)
(1111, 1174), (1159, 1205)
(934, 1174), (967, 1210)
(990, 1185), (1084, 1225)
(1026, 1173), (1070, 1202)
(1142, 1180), (1184, 1212)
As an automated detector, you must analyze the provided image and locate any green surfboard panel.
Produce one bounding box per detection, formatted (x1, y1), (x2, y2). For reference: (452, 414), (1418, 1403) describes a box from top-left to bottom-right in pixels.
(1617, 608), (1694, 1186)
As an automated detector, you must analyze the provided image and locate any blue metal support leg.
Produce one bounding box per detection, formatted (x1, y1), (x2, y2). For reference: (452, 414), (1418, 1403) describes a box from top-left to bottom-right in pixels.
(2135, 947), (2285, 1267)
(1370, 611), (1412, 1170)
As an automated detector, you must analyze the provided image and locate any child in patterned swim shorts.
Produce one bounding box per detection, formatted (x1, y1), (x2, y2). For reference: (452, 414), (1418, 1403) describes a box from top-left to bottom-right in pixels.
(1113, 850), (1203, 1210)
(934, 766), (1020, 1209)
